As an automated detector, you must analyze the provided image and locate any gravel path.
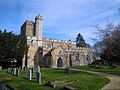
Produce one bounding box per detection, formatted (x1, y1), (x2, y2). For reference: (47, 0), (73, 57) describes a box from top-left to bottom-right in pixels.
(70, 69), (120, 90)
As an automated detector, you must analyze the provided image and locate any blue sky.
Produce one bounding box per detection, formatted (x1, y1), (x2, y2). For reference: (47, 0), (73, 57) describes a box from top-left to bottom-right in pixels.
(0, 0), (120, 45)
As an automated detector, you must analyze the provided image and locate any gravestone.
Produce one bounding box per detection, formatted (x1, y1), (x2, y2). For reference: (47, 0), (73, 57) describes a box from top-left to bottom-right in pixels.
(8, 68), (10, 73)
(16, 69), (19, 76)
(13, 68), (16, 75)
(64, 68), (70, 74)
(7, 68), (8, 73)
(11, 68), (14, 75)
(0, 66), (2, 71)
(10, 68), (13, 74)
(9, 68), (11, 74)
(7, 68), (9, 73)
(12, 69), (14, 75)
(36, 72), (41, 84)
(31, 67), (34, 73)
(8, 68), (11, 73)
(36, 66), (40, 73)
(28, 70), (32, 80)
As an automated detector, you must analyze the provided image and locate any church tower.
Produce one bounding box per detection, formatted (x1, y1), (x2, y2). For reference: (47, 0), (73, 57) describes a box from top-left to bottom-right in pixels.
(35, 15), (43, 47)
(34, 15), (43, 66)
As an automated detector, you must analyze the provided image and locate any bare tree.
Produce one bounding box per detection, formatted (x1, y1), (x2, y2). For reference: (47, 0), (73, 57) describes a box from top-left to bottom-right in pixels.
(93, 22), (120, 66)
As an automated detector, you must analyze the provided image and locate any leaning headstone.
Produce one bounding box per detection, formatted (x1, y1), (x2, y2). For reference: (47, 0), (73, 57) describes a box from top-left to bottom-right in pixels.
(16, 68), (19, 76)
(36, 72), (41, 84)
(28, 70), (32, 80)
(36, 66), (40, 73)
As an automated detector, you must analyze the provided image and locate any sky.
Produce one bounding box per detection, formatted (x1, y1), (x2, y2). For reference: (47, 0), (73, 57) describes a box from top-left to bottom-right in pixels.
(0, 0), (120, 45)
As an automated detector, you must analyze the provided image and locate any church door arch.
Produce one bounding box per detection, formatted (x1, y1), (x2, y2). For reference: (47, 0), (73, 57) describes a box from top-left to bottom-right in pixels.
(57, 57), (62, 67)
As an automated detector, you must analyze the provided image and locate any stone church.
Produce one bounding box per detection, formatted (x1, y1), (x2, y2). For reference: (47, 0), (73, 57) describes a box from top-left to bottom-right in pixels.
(21, 15), (93, 68)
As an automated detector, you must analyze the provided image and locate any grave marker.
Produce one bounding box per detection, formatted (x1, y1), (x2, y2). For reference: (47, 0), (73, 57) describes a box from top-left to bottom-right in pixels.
(28, 70), (32, 80)
(16, 69), (19, 76)
(36, 66), (40, 73)
(13, 68), (16, 75)
(36, 72), (41, 84)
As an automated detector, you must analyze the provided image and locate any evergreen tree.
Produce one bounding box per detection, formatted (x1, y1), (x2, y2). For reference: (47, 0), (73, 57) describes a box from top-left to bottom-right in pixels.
(76, 33), (86, 47)
(0, 29), (27, 68)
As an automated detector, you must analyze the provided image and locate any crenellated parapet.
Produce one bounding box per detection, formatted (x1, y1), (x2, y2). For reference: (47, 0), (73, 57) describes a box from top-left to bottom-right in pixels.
(43, 38), (76, 44)
(25, 20), (34, 24)
(21, 20), (34, 28)
(65, 47), (92, 53)
(26, 36), (92, 52)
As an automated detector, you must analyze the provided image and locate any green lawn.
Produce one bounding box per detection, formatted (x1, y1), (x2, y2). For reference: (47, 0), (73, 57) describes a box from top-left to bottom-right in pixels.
(0, 68), (109, 90)
(70, 66), (120, 76)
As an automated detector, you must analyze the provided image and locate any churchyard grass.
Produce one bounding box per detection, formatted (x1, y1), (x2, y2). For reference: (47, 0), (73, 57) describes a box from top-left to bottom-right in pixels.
(70, 66), (120, 76)
(0, 68), (109, 90)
